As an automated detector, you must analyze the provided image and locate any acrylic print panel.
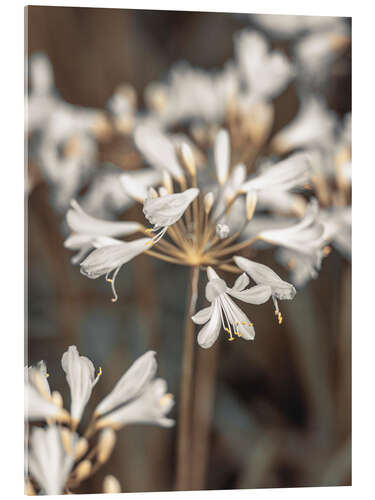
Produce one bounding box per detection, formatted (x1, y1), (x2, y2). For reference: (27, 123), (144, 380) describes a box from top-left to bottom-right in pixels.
(25, 5), (351, 495)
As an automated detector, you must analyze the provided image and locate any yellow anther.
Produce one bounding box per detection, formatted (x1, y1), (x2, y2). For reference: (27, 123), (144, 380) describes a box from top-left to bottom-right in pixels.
(145, 228), (153, 233)
(228, 337), (235, 342)
(234, 331), (242, 337)
(106, 278), (113, 283)
(45, 373), (50, 378)
(160, 393), (173, 406)
(98, 367), (103, 377)
(323, 245), (331, 256)
(111, 298), (117, 303)
(242, 322), (247, 325)
(288, 258), (296, 269)
(278, 312), (283, 325)
(249, 322), (253, 327)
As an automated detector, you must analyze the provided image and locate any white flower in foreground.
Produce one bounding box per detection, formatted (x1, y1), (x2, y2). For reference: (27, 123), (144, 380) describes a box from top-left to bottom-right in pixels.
(95, 350), (157, 417)
(143, 187), (199, 244)
(64, 200), (141, 264)
(96, 378), (174, 430)
(192, 267), (272, 348)
(259, 198), (325, 258)
(61, 346), (102, 427)
(240, 152), (311, 194)
(28, 425), (76, 495)
(234, 256), (296, 324)
(80, 237), (151, 302)
(25, 362), (69, 422)
(234, 30), (294, 101)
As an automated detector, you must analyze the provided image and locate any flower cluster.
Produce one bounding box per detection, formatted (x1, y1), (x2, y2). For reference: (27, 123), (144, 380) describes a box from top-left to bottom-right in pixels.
(25, 347), (174, 495)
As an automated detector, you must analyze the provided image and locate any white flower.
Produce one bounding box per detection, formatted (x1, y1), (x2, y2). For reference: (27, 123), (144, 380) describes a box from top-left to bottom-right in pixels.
(143, 187), (199, 244)
(61, 346), (102, 427)
(64, 200), (141, 264)
(134, 123), (184, 180)
(271, 95), (337, 153)
(259, 199), (325, 263)
(95, 350), (158, 416)
(192, 267), (272, 348)
(214, 129), (230, 185)
(241, 152), (311, 194)
(28, 425), (76, 495)
(96, 378), (174, 430)
(234, 30), (294, 101)
(234, 256), (296, 323)
(80, 237), (151, 302)
(25, 363), (69, 422)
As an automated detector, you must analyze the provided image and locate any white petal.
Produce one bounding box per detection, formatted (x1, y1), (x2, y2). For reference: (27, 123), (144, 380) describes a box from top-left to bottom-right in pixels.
(232, 273), (250, 292)
(95, 351), (157, 416)
(143, 188), (199, 228)
(80, 238), (151, 279)
(192, 305), (213, 325)
(197, 301), (221, 349)
(120, 174), (149, 202)
(214, 129), (230, 184)
(228, 284), (272, 304)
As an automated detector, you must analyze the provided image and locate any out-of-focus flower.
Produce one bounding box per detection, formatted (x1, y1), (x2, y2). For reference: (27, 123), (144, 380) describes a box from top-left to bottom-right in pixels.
(192, 267), (271, 348)
(234, 30), (294, 102)
(103, 475), (122, 493)
(250, 13), (348, 40)
(271, 95), (337, 154)
(234, 256), (296, 323)
(25, 363), (69, 422)
(95, 351), (157, 416)
(94, 351), (173, 429)
(28, 425), (77, 495)
(107, 83), (137, 135)
(241, 152), (311, 194)
(64, 200), (141, 264)
(61, 346), (102, 427)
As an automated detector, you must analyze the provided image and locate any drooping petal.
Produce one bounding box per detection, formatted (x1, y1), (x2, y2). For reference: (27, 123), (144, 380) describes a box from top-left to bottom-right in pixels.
(143, 188), (199, 229)
(197, 301), (222, 349)
(228, 284), (272, 304)
(191, 305), (213, 325)
(95, 351), (157, 416)
(234, 256), (296, 300)
(80, 238), (151, 279)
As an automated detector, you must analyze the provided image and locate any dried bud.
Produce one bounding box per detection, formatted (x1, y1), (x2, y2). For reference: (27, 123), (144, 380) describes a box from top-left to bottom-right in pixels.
(97, 428), (117, 463)
(51, 390), (63, 408)
(179, 143), (196, 177)
(60, 427), (73, 455)
(163, 170), (173, 194)
(103, 475), (122, 494)
(74, 438), (89, 461)
(246, 191), (258, 221)
(74, 460), (92, 481)
(204, 192), (214, 215)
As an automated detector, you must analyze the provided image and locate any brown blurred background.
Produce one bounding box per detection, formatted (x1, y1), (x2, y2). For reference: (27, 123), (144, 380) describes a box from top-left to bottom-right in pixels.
(26, 6), (351, 493)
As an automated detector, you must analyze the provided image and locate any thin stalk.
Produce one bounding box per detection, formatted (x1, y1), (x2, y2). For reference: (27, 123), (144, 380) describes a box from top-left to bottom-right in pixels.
(191, 341), (220, 490)
(175, 266), (200, 491)
(145, 250), (182, 265)
(205, 236), (259, 259)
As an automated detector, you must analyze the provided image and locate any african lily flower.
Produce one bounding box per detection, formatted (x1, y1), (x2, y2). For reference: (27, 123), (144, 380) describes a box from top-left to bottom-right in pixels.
(192, 267), (271, 348)
(28, 425), (77, 495)
(234, 256), (296, 324)
(61, 346), (102, 428)
(64, 199), (141, 264)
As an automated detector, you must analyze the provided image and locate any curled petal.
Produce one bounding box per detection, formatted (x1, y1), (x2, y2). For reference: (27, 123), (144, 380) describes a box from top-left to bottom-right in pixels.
(197, 301), (221, 349)
(232, 272), (250, 292)
(228, 284), (272, 304)
(192, 305), (213, 325)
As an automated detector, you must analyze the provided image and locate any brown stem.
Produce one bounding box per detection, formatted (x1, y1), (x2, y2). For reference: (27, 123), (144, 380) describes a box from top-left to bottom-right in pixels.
(191, 340), (220, 490)
(175, 266), (200, 491)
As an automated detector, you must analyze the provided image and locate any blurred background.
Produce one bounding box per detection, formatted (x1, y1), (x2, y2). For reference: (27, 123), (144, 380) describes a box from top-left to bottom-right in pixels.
(26, 6), (351, 493)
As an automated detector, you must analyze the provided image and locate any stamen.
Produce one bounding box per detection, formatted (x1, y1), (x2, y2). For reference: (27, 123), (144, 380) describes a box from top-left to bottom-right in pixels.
(108, 267), (121, 303)
(323, 245), (331, 256)
(160, 393), (173, 406)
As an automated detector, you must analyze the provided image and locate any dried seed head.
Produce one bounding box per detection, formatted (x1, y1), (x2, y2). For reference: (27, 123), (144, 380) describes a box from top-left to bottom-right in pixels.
(103, 475), (122, 494)
(97, 428), (117, 463)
